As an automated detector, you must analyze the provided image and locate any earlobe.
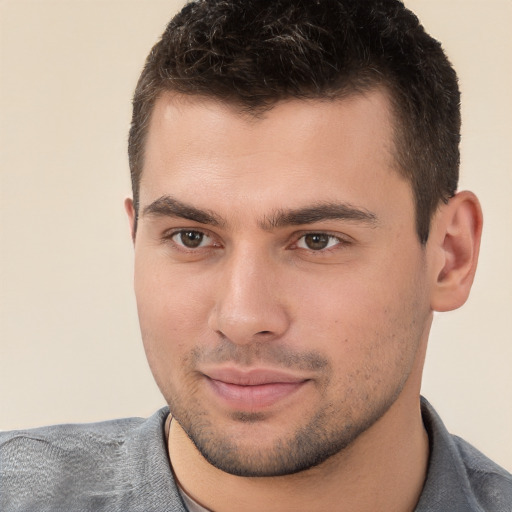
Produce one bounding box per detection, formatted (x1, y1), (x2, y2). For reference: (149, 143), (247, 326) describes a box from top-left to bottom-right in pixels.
(430, 191), (483, 312)
(124, 197), (136, 244)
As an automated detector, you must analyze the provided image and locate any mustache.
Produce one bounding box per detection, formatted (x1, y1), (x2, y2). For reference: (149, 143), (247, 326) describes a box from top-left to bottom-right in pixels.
(189, 339), (330, 373)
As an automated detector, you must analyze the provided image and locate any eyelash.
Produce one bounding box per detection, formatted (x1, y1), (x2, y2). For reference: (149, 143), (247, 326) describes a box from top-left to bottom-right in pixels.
(162, 229), (351, 254)
(165, 229), (220, 251)
(292, 232), (349, 252)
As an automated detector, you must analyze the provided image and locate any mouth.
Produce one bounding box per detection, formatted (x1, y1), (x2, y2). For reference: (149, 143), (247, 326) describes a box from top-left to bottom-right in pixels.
(201, 367), (310, 411)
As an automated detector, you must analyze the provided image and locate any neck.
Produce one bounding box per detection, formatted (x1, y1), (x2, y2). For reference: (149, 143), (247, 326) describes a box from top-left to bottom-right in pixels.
(168, 389), (429, 512)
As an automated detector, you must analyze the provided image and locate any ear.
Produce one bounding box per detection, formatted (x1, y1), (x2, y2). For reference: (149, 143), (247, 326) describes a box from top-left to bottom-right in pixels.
(124, 197), (136, 244)
(429, 191), (483, 312)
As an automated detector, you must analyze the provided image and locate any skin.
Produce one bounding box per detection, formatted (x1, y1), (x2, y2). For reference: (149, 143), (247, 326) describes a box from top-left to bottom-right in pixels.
(126, 89), (482, 512)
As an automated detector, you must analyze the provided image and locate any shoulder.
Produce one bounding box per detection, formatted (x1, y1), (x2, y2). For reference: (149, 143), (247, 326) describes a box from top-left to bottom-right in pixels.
(0, 415), (146, 481)
(0, 408), (184, 511)
(452, 435), (512, 511)
(418, 397), (512, 512)
(0, 414), (144, 450)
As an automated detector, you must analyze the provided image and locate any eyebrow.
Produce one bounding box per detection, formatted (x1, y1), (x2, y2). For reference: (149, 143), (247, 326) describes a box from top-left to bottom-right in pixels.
(260, 203), (378, 230)
(142, 195), (377, 229)
(142, 195), (224, 227)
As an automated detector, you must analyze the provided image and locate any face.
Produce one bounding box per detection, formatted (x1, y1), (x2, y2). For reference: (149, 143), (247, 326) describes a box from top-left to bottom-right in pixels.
(129, 90), (434, 477)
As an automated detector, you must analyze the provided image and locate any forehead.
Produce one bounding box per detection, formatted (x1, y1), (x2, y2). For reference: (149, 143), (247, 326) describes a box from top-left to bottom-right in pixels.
(139, 90), (410, 223)
(144, 89), (396, 162)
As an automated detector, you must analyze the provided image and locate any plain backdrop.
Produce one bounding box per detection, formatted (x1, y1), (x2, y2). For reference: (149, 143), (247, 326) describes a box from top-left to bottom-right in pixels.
(1, 0), (511, 472)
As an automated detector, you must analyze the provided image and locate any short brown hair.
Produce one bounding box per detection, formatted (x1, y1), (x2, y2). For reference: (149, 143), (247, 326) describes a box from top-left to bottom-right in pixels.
(129, 0), (460, 243)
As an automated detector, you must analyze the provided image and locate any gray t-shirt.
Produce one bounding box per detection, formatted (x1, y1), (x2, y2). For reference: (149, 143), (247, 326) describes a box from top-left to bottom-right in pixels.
(1, 398), (511, 511)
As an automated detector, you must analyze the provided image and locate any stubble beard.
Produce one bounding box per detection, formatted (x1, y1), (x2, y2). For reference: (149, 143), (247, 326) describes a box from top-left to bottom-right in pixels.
(166, 381), (403, 477)
(158, 331), (418, 477)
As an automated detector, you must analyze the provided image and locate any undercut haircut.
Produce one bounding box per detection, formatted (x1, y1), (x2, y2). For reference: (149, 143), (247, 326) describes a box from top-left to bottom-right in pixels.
(129, 0), (460, 243)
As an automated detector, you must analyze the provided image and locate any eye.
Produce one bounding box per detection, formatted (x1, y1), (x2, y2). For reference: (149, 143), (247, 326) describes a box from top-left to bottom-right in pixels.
(296, 233), (343, 251)
(171, 230), (212, 249)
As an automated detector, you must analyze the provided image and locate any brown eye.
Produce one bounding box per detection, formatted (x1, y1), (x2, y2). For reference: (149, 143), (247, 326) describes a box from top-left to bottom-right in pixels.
(174, 230), (205, 248)
(303, 233), (330, 250)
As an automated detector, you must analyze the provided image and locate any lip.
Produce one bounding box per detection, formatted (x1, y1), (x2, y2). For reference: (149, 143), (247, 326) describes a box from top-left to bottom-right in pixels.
(202, 367), (309, 411)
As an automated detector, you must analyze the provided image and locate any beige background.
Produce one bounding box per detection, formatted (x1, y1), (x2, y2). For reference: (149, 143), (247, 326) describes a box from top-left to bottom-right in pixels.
(1, 0), (511, 472)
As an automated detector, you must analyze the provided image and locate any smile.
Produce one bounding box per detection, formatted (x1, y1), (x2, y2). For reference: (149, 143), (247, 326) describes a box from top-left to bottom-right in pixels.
(202, 368), (310, 410)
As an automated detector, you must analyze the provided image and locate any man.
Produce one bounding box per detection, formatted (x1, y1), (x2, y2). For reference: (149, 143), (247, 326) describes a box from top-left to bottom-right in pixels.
(1, 0), (511, 510)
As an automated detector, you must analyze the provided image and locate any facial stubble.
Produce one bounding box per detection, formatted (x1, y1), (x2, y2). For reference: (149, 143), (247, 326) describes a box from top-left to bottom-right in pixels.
(163, 342), (408, 478)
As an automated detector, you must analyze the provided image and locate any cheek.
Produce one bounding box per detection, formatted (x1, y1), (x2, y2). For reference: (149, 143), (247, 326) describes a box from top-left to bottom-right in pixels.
(291, 262), (428, 377)
(291, 269), (391, 336)
(134, 268), (215, 403)
(134, 257), (213, 371)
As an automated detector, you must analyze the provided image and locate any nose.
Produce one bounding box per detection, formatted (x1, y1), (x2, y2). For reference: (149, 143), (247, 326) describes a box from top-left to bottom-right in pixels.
(208, 247), (290, 345)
